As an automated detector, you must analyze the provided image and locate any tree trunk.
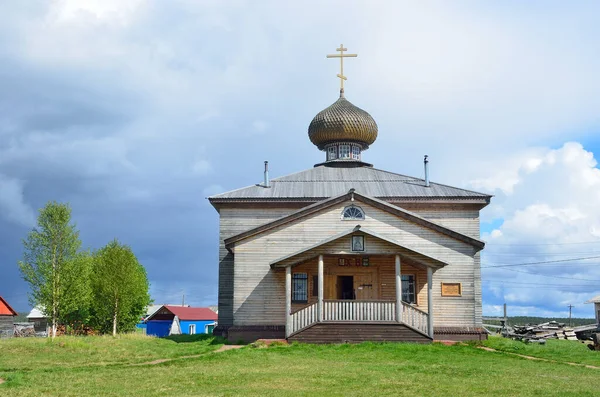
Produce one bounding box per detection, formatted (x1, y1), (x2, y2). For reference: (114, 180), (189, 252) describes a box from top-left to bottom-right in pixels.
(112, 297), (118, 337)
(52, 241), (57, 340)
(52, 308), (57, 340)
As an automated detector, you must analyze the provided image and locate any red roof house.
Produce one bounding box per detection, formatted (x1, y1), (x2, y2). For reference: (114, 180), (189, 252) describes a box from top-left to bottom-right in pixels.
(145, 305), (218, 337)
(0, 296), (17, 337)
(0, 296), (17, 316)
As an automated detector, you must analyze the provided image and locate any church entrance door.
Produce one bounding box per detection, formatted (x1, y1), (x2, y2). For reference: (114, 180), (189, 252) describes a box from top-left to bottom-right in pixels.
(337, 276), (354, 300)
(355, 273), (374, 300)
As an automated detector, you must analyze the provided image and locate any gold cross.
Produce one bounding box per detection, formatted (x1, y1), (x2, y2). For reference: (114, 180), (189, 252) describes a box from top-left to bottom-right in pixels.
(326, 44), (357, 92)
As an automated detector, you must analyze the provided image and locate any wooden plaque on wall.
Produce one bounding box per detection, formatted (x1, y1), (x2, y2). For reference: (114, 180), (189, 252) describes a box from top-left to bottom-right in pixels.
(441, 282), (462, 297)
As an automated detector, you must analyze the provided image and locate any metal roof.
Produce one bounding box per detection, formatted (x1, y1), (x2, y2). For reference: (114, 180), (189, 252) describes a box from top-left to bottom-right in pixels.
(26, 306), (46, 319)
(585, 295), (600, 303)
(0, 296), (17, 316)
(145, 305), (218, 322)
(209, 165), (491, 201)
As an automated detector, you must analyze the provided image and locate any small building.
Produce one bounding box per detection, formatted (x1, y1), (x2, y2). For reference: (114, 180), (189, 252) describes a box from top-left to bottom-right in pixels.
(26, 306), (49, 333)
(145, 305), (218, 337)
(0, 296), (17, 338)
(585, 295), (600, 325)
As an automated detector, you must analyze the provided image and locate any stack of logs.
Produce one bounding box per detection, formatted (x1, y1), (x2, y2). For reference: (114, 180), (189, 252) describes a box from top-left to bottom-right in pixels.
(13, 323), (36, 337)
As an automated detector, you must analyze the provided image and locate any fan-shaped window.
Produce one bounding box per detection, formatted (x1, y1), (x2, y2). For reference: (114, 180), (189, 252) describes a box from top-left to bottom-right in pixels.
(342, 205), (365, 220)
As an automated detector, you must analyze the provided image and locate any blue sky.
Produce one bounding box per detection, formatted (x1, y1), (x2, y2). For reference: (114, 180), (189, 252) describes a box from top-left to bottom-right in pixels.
(1, 1), (600, 318)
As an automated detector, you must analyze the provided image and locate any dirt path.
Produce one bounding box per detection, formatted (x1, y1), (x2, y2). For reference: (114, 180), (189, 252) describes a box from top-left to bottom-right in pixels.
(0, 378), (4, 385)
(214, 345), (245, 353)
(478, 346), (600, 369)
(130, 345), (245, 366)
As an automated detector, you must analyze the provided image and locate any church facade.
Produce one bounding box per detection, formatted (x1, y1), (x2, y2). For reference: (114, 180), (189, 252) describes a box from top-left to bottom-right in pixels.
(210, 48), (491, 343)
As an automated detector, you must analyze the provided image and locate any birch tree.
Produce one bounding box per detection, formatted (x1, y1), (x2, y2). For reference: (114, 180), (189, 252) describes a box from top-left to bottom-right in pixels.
(91, 240), (150, 336)
(18, 201), (90, 339)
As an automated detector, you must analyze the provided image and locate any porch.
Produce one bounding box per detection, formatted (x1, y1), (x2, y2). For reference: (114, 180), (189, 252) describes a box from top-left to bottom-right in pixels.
(282, 254), (436, 341)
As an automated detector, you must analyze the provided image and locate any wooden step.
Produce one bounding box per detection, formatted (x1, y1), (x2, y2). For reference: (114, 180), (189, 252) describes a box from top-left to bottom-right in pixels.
(288, 322), (432, 344)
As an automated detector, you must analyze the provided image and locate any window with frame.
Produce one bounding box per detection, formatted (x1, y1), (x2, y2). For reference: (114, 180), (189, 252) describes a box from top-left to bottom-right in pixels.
(339, 144), (351, 159)
(327, 146), (337, 160)
(342, 205), (365, 220)
(188, 324), (196, 335)
(401, 275), (416, 304)
(292, 273), (308, 303)
(351, 146), (360, 160)
(312, 275), (319, 297)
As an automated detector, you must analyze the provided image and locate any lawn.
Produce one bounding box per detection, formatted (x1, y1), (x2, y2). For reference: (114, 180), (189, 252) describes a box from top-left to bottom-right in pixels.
(0, 335), (598, 396)
(483, 335), (600, 367)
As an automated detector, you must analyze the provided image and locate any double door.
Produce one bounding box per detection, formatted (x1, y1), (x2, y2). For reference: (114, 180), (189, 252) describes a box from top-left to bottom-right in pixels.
(324, 271), (377, 300)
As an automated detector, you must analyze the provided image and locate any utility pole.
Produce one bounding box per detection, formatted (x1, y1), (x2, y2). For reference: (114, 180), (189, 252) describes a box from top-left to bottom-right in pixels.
(568, 304), (573, 327)
(182, 292), (185, 307)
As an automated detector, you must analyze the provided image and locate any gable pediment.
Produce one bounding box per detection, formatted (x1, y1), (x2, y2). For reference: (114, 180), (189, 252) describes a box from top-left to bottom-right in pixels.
(269, 225), (451, 269)
(224, 190), (484, 253)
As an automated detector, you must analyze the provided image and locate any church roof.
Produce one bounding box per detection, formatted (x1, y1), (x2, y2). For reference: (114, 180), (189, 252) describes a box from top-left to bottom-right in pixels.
(209, 165), (491, 203)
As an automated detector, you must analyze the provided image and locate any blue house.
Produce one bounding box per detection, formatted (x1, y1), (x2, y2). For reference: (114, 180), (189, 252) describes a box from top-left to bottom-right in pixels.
(145, 305), (218, 337)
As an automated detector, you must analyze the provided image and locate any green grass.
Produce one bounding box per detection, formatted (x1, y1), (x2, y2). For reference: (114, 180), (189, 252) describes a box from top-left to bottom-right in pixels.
(0, 333), (223, 371)
(0, 336), (599, 396)
(482, 335), (600, 367)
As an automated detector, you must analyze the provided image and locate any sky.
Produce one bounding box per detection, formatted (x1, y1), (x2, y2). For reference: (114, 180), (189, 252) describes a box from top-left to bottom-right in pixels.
(1, 0), (600, 318)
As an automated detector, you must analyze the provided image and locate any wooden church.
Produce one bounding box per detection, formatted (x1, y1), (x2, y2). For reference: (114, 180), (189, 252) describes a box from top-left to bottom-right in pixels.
(210, 46), (491, 343)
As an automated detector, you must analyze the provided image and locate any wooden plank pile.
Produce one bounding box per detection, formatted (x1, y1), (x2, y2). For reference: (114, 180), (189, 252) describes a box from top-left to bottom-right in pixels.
(13, 323), (36, 337)
(503, 321), (580, 343)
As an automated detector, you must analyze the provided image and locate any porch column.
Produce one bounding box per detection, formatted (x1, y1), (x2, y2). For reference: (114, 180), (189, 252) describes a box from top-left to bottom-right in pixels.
(395, 254), (402, 323)
(318, 254), (324, 322)
(427, 266), (434, 339)
(285, 266), (292, 337)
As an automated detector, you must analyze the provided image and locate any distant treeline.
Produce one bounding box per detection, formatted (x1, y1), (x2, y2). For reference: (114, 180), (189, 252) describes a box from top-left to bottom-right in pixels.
(14, 312), (29, 323)
(483, 316), (595, 327)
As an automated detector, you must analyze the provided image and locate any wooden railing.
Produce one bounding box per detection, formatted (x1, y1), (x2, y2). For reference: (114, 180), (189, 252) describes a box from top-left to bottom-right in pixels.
(401, 302), (429, 334)
(323, 300), (396, 322)
(289, 303), (318, 335)
(287, 300), (430, 337)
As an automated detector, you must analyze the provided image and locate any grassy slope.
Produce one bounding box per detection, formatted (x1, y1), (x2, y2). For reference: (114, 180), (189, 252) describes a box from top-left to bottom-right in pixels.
(483, 336), (600, 367)
(1, 337), (599, 396)
(0, 334), (223, 371)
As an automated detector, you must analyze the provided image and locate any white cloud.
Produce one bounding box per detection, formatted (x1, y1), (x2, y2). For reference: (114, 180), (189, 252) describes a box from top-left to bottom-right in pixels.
(0, 174), (36, 226)
(477, 143), (600, 316)
(192, 159), (212, 175)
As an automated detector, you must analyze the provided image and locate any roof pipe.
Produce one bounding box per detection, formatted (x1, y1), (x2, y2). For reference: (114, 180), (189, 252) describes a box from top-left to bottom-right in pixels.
(424, 155), (430, 187)
(264, 161), (270, 188)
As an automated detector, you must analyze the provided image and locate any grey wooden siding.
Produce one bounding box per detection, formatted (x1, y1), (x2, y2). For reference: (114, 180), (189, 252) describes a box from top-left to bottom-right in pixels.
(217, 207), (298, 326)
(0, 316), (14, 337)
(229, 200), (481, 328)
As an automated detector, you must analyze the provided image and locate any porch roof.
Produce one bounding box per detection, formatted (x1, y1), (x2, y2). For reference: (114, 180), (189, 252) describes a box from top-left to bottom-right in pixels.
(269, 225), (450, 269)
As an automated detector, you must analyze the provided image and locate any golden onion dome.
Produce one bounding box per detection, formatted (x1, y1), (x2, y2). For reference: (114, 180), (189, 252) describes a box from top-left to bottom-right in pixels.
(308, 93), (378, 150)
